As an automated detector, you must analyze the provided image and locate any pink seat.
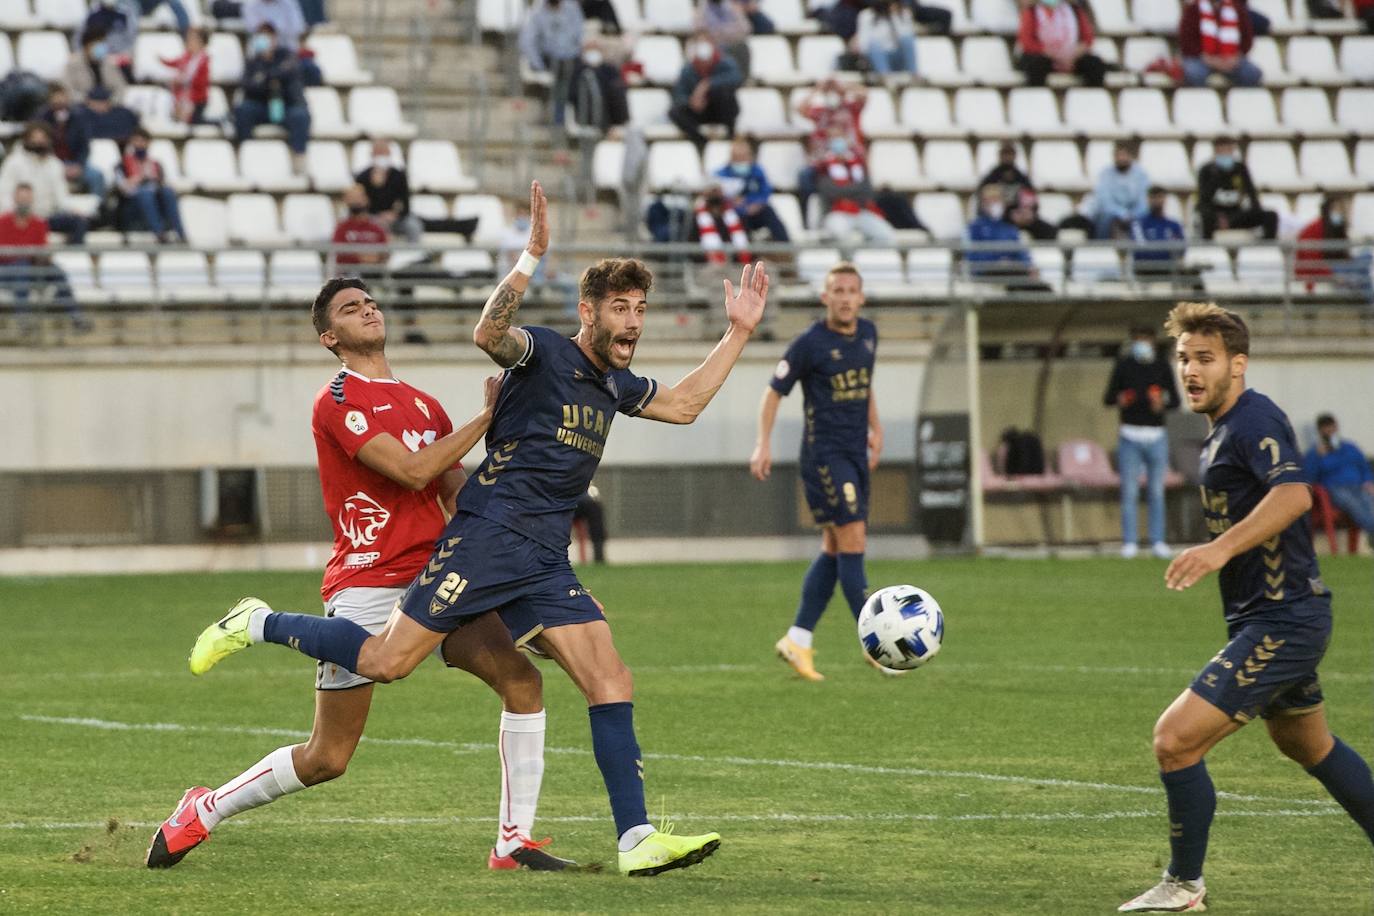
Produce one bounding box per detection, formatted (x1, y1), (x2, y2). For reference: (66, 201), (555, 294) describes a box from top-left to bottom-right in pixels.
(1057, 439), (1121, 489)
(979, 448), (1012, 493)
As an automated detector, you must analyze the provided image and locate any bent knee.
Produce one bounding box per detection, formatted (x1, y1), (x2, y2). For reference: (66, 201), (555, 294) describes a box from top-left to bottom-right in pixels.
(585, 663), (633, 705)
(1152, 727), (1202, 770)
(500, 661), (544, 713)
(296, 749), (350, 786)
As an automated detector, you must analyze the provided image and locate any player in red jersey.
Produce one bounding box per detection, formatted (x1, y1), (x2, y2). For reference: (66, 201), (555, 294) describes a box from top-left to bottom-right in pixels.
(147, 277), (578, 871)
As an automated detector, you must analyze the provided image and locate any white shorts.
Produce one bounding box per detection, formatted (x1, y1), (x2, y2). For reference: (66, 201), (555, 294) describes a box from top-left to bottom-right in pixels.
(316, 586), (410, 691)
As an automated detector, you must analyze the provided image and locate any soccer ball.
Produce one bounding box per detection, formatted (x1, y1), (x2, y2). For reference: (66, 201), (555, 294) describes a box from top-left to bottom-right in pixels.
(857, 585), (944, 671)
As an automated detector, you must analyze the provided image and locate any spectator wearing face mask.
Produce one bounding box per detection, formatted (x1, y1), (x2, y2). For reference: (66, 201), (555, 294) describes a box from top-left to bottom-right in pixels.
(1196, 136), (1277, 240)
(797, 79), (865, 224)
(1130, 186), (1187, 276)
(1295, 194), (1373, 303)
(78, 1), (140, 57)
(572, 37), (630, 134)
(714, 138), (789, 243)
(65, 32), (130, 103)
(354, 137), (421, 243)
(1017, 0), (1106, 88)
(815, 126), (894, 245)
(37, 84), (105, 199)
(236, 23), (312, 167)
(669, 34), (743, 152)
(966, 183), (1038, 287)
(114, 127), (186, 243)
(1303, 413), (1374, 546)
(857, 0), (918, 78)
(244, 0), (308, 50)
(1103, 325), (1179, 560)
(520, 0), (586, 127)
(695, 0), (753, 77)
(0, 123), (89, 244)
(331, 182), (388, 272)
(0, 182), (86, 334)
(1093, 140), (1150, 240)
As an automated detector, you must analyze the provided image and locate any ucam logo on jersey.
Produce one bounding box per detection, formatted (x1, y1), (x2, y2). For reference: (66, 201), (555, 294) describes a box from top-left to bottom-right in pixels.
(401, 428), (438, 453)
(344, 410), (369, 435)
(338, 491), (391, 547)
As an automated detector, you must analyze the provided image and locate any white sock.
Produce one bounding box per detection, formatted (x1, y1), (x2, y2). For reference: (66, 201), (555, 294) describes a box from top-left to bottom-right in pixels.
(787, 626), (814, 649)
(494, 710), (546, 856)
(195, 745), (306, 831)
(247, 607), (271, 643)
(618, 823), (656, 852)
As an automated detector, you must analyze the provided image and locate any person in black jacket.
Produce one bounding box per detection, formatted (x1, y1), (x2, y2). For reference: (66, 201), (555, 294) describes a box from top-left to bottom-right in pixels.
(234, 22), (312, 164)
(1196, 136), (1277, 240)
(1103, 324), (1180, 559)
(354, 137), (421, 241)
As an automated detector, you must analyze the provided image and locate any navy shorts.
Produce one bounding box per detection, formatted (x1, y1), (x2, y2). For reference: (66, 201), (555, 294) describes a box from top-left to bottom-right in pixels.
(801, 452), (869, 526)
(1188, 598), (1332, 723)
(397, 513), (604, 641)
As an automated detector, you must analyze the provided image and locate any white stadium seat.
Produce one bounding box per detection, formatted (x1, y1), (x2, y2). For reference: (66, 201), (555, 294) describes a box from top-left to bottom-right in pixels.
(628, 87), (676, 139)
(1137, 140), (1197, 192)
(347, 87), (417, 140)
(183, 138), (252, 192)
(408, 140), (479, 193)
(1244, 141), (1309, 193)
(123, 86), (183, 138)
(796, 35), (845, 79)
(0, 36), (12, 75)
(208, 32), (245, 84)
(1285, 36), (1343, 85)
(1090, 0), (1133, 35)
(1031, 246), (1063, 288)
(736, 87), (797, 138)
(906, 247), (953, 293)
(1007, 88), (1069, 138)
(756, 140), (807, 192)
(1133, 0), (1180, 33)
(899, 87), (962, 137)
(1035, 192), (1073, 225)
(1224, 88), (1283, 139)
(960, 36), (1020, 87)
(922, 140), (977, 191)
(33, 0), (85, 28)
(867, 140), (924, 192)
(592, 140), (624, 190)
(647, 141), (703, 190)
(857, 89), (903, 139)
(953, 88), (1013, 138)
(1280, 87), (1342, 138)
(1235, 247), (1286, 289)
(1336, 88), (1374, 134)
(767, 193), (808, 241)
(281, 193), (336, 243)
(16, 31), (69, 81)
(1248, 0), (1298, 34)
(759, 0), (818, 34)
(216, 251), (269, 299)
(99, 252), (155, 301)
(133, 32), (183, 82)
(1084, 138), (1114, 182)
(1092, 37), (1120, 67)
(919, 36), (973, 87)
(609, 0), (642, 32)
(1350, 193), (1374, 241)
(156, 251), (218, 302)
(86, 139), (120, 186)
(851, 249), (907, 287)
(1356, 141), (1374, 182)
(1189, 246), (1237, 291)
(350, 139), (405, 174)
(476, 0), (523, 32)
(1171, 88), (1227, 139)
(1118, 88), (1180, 139)
(1064, 88), (1125, 138)
(975, 139), (1022, 177)
(1299, 141), (1362, 192)
(454, 194), (509, 245)
(305, 87), (358, 140)
(227, 194), (287, 245)
(239, 139), (309, 192)
(271, 251), (324, 298)
(969, 0), (1019, 34)
(306, 34), (374, 86)
(631, 35), (683, 86)
(1121, 37), (1170, 73)
(1070, 247), (1122, 287)
(748, 35), (804, 86)
(642, 0), (695, 32)
(409, 194), (448, 221)
(797, 247), (843, 285)
(915, 192), (967, 240)
(1247, 37), (1296, 87)
(439, 249), (495, 276)
(1030, 140), (1089, 192)
(306, 141), (354, 193)
(1339, 36), (1374, 83)
(148, 138), (190, 192)
(179, 196), (228, 249)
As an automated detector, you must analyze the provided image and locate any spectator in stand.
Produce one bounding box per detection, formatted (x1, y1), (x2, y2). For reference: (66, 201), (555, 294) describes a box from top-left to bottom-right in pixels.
(65, 31), (130, 103)
(297, 0), (328, 27)
(78, 1), (139, 56)
(826, 0), (866, 41)
(354, 138), (421, 243)
(1016, 0), (1106, 88)
(692, 182), (753, 265)
(0, 183), (86, 333)
(331, 183), (388, 271)
(1130, 185), (1187, 276)
(236, 23), (312, 169)
(520, 0), (586, 127)
(572, 37), (630, 134)
(797, 79), (865, 223)
(0, 123), (88, 244)
(161, 26), (211, 125)
(82, 86), (140, 143)
(1196, 136), (1277, 239)
(37, 84), (104, 198)
(977, 141), (1032, 207)
(714, 137), (790, 243)
(909, 1), (953, 35)
(1303, 413), (1374, 546)
(1009, 187), (1057, 241)
(1093, 140), (1149, 240)
(581, 0), (622, 33)
(739, 0), (776, 34)
(1103, 324), (1179, 560)
(1295, 194), (1373, 303)
(1178, 0), (1262, 87)
(857, 0), (919, 78)
(966, 183), (1040, 286)
(815, 125), (894, 244)
(669, 35), (743, 152)
(245, 0), (308, 50)
(114, 127), (186, 243)
(695, 0), (754, 77)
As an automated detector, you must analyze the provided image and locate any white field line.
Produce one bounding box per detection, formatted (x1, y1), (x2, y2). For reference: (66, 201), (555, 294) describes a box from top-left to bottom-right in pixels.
(18, 715), (1341, 810)
(0, 808), (1343, 832)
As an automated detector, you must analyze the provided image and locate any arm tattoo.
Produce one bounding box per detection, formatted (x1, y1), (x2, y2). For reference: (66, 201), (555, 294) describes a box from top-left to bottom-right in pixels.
(476, 280), (527, 367)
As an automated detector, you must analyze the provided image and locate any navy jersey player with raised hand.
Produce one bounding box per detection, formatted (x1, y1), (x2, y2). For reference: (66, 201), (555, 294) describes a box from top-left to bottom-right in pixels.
(750, 263), (887, 681)
(189, 180), (772, 876)
(1119, 302), (1374, 913)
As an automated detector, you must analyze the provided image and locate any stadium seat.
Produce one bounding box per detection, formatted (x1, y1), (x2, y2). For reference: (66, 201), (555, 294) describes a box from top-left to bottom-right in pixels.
(15, 31), (69, 81)
(350, 139), (405, 174)
(1091, 37), (1121, 68)
(898, 87), (961, 137)
(647, 141), (703, 190)
(1083, 138), (1114, 182)
(99, 252), (156, 301)
(1029, 140), (1089, 192)
(1056, 440), (1120, 488)
(1289, 191), (1323, 227)
(208, 31), (245, 84)
(217, 250), (269, 300)
(914, 191), (967, 239)
(748, 35), (804, 87)
(122, 86), (184, 138)
(1121, 37), (1171, 74)
(476, 0), (521, 31)
(2, 0), (35, 28)
(1070, 247), (1123, 288)
(1035, 192), (1073, 225)
(867, 140), (924, 192)
(851, 249), (907, 289)
(922, 140), (977, 191)
(227, 193), (287, 245)
(858, 88), (905, 139)
(766, 193), (808, 241)
(347, 87), (417, 140)
(1351, 193), (1374, 241)
(969, 0), (1019, 34)
(642, 0), (694, 32)
(1285, 36), (1343, 86)
(270, 251), (324, 298)
(797, 247), (843, 285)
(454, 194), (509, 245)
(906, 247), (953, 293)
(756, 140), (806, 192)
(202, 86), (230, 126)
(1132, 0), (1180, 33)
(1224, 88), (1283, 139)
(33, 0), (84, 29)
(281, 193), (336, 243)
(1030, 246), (1064, 288)
(304, 87), (358, 140)
(440, 249), (496, 278)
(759, 0), (818, 34)
(408, 140), (478, 193)
(959, 36), (1021, 87)
(1118, 88), (1180, 139)
(1339, 36), (1374, 84)
(1188, 245), (1238, 291)
(305, 141), (353, 193)
(796, 35), (846, 80)
(50, 251), (98, 302)
(919, 36), (973, 87)
(1245, 141), (1309, 193)
(974, 139), (1023, 177)
(155, 251), (218, 302)
(592, 140), (625, 190)
(1299, 141), (1362, 192)
(306, 34), (374, 86)
(133, 32), (183, 83)
(85, 139), (120, 186)
(631, 35), (683, 86)
(1089, 0), (1133, 35)
(737, 87), (798, 138)
(1235, 246), (1286, 289)
(240, 139), (309, 192)
(608, 0), (642, 31)
(1248, 0), (1299, 34)
(183, 138), (252, 192)
(0, 36), (13, 76)
(1064, 88), (1126, 138)
(148, 138), (190, 192)
(178, 196), (228, 249)
(1280, 87), (1342, 139)
(1007, 88), (1069, 138)
(953, 88), (1013, 138)
(1336, 88), (1374, 135)
(408, 194), (448, 222)
(1246, 37), (1296, 87)
(1355, 141), (1374, 182)
(1171, 88), (1227, 139)
(1137, 140), (1197, 193)
(701, 139), (732, 178)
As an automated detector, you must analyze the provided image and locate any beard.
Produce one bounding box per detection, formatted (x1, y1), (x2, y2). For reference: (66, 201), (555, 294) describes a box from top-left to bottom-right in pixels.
(589, 318), (635, 369)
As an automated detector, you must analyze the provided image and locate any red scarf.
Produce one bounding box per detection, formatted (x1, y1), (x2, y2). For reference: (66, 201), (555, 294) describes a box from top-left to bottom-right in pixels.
(1198, 0), (1241, 56)
(695, 204), (750, 264)
(1034, 5), (1080, 68)
(121, 152), (163, 185)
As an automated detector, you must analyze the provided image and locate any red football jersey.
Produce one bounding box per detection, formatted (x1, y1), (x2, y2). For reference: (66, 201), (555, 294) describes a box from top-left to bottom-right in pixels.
(312, 368), (455, 600)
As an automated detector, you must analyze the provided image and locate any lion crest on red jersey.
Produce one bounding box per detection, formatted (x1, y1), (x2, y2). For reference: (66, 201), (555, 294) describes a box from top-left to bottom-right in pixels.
(338, 491), (391, 547)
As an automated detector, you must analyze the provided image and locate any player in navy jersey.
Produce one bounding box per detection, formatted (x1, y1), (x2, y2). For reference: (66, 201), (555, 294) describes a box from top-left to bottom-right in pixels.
(1119, 302), (1374, 913)
(750, 263), (888, 680)
(188, 181), (771, 876)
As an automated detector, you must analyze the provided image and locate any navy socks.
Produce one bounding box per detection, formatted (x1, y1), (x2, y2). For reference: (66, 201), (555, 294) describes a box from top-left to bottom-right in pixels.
(792, 553), (838, 632)
(1307, 736), (1374, 845)
(1160, 761), (1216, 882)
(588, 702), (648, 837)
(261, 612), (369, 673)
(836, 552), (868, 620)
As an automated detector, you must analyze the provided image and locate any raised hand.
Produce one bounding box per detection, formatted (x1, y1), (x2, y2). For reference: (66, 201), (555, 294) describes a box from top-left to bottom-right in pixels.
(526, 180), (549, 258)
(723, 261), (769, 335)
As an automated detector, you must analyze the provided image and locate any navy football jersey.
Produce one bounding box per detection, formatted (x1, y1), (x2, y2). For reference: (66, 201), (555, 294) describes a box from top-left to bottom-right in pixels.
(456, 326), (658, 549)
(1198, 389), (1329, 621)
(770, 318), (877, 459)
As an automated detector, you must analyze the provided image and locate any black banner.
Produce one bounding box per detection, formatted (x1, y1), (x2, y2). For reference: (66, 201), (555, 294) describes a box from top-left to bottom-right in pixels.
(916, 413), (970, 544)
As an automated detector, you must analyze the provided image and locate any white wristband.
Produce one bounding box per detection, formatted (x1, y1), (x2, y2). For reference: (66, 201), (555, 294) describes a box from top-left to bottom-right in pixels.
(515, 250), (540, 277)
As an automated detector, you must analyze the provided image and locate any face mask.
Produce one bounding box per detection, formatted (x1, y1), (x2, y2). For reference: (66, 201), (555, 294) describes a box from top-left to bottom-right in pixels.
(348, 204), (368, 216)
(373, 156), (392, 170)
(985, 202), (1004, 221)
(1131, 340), (1154, 362)
(251, 34), (272, 55)
(133, 147), (147, 159)
(694, 42), (714, 61)
(513, 216), (530, 231)
(1214, 154), (1235, 169)
(583, 49), (603, 67)
(91, 42), (108, 60)
(823, 92), (841, 108)
(1041, 0), (1060, 6)
(24, 142), (49, 156)
(1329, 212), (1345, 227)
(1115, 161), (1131, 173)
(828, 137), (848, 155)
(15, 204), (31, 217)
(731, 161), (751, 175)
(1328, 434), (1341, 448)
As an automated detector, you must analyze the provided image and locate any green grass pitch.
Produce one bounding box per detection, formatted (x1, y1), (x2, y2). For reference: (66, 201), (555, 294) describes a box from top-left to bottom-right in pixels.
(1, 557), (1370, 914)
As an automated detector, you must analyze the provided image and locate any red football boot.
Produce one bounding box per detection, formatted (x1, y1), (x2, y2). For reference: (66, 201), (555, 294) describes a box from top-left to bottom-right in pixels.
(488, 836), (593, 871)
(145, 787), (212, 868)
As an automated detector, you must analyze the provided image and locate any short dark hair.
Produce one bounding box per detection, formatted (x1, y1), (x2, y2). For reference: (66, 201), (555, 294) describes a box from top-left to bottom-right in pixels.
(579, 258), (654, 306)
(130, 126), (151, 142)
(22, 121), (51, 143)
(1147, 185), (1166, 196)
(1113, 139), (1135, 155)
(1164, 301), (1250, 357)
(1315, 413), (1336, 428)
(1214, 135), (1238, 149)
(256, 21), (277, 34)
(312, 276), (370, 338)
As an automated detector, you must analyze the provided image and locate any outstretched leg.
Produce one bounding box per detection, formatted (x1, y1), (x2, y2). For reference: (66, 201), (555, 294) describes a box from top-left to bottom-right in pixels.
(1268, 708), (1374, 845)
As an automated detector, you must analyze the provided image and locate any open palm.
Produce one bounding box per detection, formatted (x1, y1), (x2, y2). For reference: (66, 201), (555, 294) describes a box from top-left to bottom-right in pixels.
(724, 261), (769, 334)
